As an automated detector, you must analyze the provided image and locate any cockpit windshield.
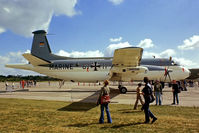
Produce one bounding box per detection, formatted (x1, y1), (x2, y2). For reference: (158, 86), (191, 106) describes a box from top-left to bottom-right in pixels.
(171, 60), (180, 66)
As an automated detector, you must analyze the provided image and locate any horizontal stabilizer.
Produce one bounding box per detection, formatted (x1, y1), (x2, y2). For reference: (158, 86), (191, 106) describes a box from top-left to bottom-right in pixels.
(22, 53), (50, 66)
(5, 64), (33, 70)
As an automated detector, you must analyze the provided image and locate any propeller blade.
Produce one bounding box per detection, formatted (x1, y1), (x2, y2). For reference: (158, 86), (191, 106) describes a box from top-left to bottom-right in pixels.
(168, 72), (172, 82)
(164, 66), (171, 82)
(164, 74), (167, 81)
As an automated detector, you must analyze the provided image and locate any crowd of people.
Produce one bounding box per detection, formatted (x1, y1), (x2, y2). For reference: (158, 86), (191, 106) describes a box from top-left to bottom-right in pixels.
(5, 80), (37, 90)
(97, 77), (191, 124)
(97, 77), (158, 124)
(19, 80), (37, 88)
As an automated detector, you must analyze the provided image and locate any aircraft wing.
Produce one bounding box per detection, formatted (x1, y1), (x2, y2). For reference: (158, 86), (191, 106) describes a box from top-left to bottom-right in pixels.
(112, 47), (143, 67)
(109, 47), (148, 81)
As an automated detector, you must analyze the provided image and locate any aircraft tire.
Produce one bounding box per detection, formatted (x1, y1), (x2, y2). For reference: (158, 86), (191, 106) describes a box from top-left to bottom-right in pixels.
(120, 87), (127, 94)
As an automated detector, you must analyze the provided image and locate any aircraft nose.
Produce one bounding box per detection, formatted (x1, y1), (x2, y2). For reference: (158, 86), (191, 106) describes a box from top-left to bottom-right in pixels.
(188, 69), (191, 77)
(183, 67), (191, 77)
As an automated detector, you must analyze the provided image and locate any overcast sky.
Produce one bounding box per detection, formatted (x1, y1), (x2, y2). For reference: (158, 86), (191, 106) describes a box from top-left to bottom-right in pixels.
(0, 0), (199, 75)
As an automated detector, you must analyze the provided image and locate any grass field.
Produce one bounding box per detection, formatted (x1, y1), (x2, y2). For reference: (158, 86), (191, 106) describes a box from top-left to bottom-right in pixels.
(0, 98), (199, 133)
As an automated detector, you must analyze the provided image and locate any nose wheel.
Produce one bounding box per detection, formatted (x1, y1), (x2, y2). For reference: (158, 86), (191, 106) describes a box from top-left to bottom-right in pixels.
(118, 85), (127, 94)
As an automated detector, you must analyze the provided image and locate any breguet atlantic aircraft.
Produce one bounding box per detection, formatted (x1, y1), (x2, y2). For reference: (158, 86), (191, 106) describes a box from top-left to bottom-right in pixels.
(6, 30), (190, 93)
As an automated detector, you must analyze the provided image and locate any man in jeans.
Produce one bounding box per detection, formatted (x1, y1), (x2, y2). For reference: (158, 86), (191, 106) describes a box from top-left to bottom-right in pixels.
(142, 77), (157, 124)
(172, 80), (179, 105)
(154, 80), (163, 105)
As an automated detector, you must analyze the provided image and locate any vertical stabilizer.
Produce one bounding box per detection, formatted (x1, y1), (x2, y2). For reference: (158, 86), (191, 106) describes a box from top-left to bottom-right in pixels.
(31, 30), (69, 61)
(31, 30), (51, 61)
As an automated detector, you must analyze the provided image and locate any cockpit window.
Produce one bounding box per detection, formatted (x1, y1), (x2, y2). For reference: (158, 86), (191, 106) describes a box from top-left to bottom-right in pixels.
(171, 61), (180, 66)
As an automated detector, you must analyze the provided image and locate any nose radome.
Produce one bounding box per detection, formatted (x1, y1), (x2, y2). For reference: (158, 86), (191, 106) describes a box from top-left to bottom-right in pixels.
(184, 67), (191, 76)
(188, 69), (191, 77)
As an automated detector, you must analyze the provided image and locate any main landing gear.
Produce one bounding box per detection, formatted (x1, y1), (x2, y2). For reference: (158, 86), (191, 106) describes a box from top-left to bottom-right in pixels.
(118, 85), (127, 94)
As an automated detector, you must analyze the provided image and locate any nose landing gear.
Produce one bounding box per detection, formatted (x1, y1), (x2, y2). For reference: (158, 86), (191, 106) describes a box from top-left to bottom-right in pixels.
(118, 85), (127, 94)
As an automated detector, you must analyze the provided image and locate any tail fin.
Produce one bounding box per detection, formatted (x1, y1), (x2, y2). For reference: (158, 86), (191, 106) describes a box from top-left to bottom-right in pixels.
(31, 30), (53, 61)
(31, 30), (69, 61)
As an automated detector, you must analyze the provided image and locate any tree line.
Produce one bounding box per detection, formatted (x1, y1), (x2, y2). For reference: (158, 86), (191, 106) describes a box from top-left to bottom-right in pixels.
(0, 75), (59, 82)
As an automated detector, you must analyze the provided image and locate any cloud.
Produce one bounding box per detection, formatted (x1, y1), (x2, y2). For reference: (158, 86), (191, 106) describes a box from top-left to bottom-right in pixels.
(105, 41), (132, 56)
(57, 50), (104, 57)
(0, 50), (38, 75)
(57, 40), (133, 58)
(0, 56), (10, 65)
(143, 49), (176, 58)
(106, 37), (155, 57)
(173, 57), (198, 68)
(0, 27), (6, 33)
(137, 39), (155, 49)
(178, 35), (199, 50)
(0, 0), (79, 36)
(108, 0), (124, 5)
(142, 49), (199, 68)
(143, 51), (160, 58)
(109, 37), (123, 42)
(159, 49), (176, 57)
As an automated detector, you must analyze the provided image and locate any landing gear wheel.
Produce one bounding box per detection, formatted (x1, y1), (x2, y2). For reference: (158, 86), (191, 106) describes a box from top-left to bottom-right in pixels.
(119, 87), (127, 94)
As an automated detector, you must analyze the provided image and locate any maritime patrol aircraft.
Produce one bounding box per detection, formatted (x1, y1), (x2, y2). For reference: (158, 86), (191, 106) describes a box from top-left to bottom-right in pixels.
(6, 30), (190, 93)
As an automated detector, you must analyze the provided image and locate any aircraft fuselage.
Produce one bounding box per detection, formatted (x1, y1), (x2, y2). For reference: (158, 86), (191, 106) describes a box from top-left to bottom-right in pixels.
(24, 58), (190, 82)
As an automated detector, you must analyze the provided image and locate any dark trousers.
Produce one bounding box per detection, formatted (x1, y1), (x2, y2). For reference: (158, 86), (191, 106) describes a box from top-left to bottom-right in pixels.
(99, 103), (112, 123)
(173, 92), (179, 104)
(143, 102), (156, 122)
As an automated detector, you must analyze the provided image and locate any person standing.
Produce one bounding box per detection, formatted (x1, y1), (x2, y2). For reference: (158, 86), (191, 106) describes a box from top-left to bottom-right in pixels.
(154, 80), (163, 105)
(5, 81), (8, 91)
(134, 83), (144, 110)
(142, 77), (157, 124)
(172, 80), (179, 105)
(12, 82), (15, 90)
(97, 80), (112, 124)
(21, 80), (25, 89)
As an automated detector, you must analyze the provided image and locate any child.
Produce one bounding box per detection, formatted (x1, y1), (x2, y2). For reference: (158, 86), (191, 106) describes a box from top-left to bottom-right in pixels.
(134, 83), (144, 110)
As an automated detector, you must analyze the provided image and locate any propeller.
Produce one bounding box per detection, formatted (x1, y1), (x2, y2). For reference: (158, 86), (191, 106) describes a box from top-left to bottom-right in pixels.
(164, 56), (173, 82)
(164, 66), (172, 82)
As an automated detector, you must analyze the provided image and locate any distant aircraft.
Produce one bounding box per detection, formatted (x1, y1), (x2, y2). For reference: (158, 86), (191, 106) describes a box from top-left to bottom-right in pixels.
(6, 30), (190, 93)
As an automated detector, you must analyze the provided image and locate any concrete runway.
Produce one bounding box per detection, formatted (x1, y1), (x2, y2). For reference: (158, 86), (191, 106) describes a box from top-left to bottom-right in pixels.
(0, 82), (199, 107)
